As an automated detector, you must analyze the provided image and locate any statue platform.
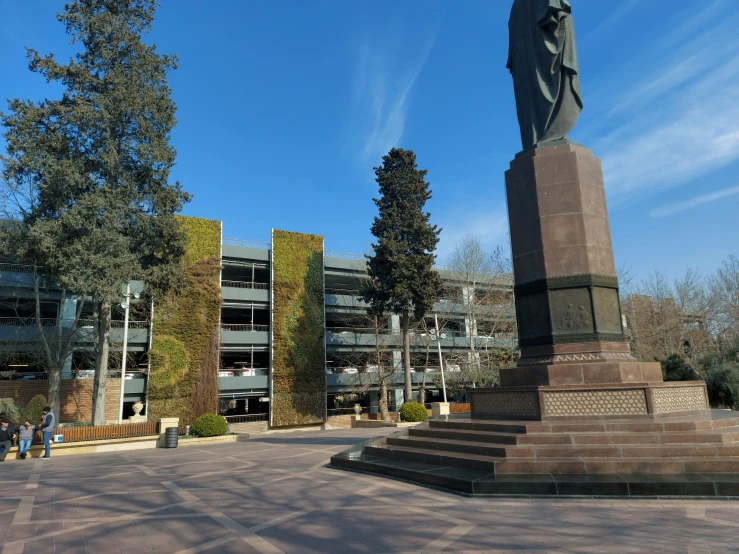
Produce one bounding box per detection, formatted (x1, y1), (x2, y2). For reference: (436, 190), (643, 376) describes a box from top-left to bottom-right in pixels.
(329, 143), (732, 497)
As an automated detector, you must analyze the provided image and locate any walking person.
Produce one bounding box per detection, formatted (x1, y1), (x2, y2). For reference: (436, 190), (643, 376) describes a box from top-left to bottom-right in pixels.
(0, 416), (16, 461)
(17, 420), (35, 459)
(39, 406), (55, 459)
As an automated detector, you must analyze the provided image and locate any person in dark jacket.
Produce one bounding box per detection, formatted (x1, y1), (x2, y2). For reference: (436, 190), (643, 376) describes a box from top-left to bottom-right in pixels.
(0, 416), (16, 461)
(39, 407), (55, 459)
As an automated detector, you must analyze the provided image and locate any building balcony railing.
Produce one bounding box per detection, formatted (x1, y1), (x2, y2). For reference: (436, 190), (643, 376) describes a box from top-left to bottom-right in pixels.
(0, 317), (149, 329)
(0, 370), (147, 381)
(325, 250), (364, 260)
(325, 326), (468, 338)
(325, 288), (361, 296)
(0, 263), (37, 273)
(223, 413), (268, 423)
(220, 324), (269, 332)
(221, 280), (269, 290)
(222, 238), (270, 249)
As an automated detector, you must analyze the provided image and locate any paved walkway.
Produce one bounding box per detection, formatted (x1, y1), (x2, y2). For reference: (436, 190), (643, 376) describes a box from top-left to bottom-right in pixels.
(1, 427), (739, 553)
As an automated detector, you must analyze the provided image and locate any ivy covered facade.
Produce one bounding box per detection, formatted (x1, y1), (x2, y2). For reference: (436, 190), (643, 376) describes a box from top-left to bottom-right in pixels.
(0, 217), (516, 425)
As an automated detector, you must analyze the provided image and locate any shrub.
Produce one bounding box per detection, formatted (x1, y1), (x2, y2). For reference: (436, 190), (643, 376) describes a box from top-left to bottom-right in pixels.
(22, 394), (48, 426)
(190, 413), (228, 437)
(0, 398), (22, 423)
(705, 363), (739, 409)
(399, 401), (428, 422)
(661, 354), (700, 382)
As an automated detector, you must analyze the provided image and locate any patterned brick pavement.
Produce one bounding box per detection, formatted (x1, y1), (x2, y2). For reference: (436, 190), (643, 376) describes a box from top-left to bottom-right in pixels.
(1, 427), (739, 553)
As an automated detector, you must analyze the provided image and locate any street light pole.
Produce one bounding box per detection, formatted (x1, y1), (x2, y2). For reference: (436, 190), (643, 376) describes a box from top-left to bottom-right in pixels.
(118, 282), (131, 424)
(434, 314), (447, 403)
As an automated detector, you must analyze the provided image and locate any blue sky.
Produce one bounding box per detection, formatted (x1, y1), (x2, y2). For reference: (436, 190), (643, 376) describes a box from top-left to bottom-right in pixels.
(1, 0), (738, 283)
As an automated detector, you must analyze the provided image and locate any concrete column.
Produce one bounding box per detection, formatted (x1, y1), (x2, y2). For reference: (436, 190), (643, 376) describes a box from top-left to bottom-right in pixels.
(389, 315), (401, 371)
(462, 285), (476, 338)
(61, 351), (74, 380)
(60, 298), (78, 380)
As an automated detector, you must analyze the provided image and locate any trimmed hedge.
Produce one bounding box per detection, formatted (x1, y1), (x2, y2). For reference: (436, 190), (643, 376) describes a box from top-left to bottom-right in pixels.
(706, 363), (739, 409)
(271, 230), (326, 427)
(399, 401), (428, 422)
(0, 398), (21, 423)
(22, 394), (48, 426)
(190, 413), (228, 437)
(148, 216), (221, 425)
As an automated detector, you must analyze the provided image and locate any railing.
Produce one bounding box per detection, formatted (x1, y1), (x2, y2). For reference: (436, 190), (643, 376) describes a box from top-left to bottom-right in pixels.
(0, 317), (57, 327)
(56, 421), (158, 443)
(325, 288), (361, 296)
(223, 238), (270, 249)
(0, 263), (36, 273)
(327, 408), (362, 416)
(0, 372), (48, 380)
(0, 317), (149, 329)
(221, 324), (269, 332)
(74, 370), (147, 379)
(325, 250), (365, 261)
(323, 251), (449, 271)
(110, 320), (149, 329)
(221, 280), (269, 290)
(223, 413), (268, 423)
(326, 326), (468, 338)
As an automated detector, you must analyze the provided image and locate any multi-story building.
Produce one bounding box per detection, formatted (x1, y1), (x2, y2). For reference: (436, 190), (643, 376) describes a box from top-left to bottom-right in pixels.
(0, 229), (515, 423)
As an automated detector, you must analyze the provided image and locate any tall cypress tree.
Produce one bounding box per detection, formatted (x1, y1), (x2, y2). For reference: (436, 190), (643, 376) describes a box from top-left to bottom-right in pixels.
(1, 0), (189, 423)
(362, 148), (442, 405)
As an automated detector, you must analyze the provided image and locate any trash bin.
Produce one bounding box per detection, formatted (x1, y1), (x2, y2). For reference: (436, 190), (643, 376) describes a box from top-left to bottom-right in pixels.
(164, 426), (179, 448)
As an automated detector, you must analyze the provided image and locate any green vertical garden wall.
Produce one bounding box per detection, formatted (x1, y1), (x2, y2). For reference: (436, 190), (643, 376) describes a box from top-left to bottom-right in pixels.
(270, 230), (326, 427)
(148, 216), (222, 424)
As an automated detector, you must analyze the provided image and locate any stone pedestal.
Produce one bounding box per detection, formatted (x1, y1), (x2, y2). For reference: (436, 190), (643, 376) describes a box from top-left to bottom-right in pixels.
(484, 144), (708, 420)
(157, 417), (179, 447)
(431, 402), (450, 417)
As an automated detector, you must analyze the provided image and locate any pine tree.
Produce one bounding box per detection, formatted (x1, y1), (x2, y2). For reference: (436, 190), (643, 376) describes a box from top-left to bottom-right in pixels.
(362, 148), (442, 405)
(1, 0), (190, 424)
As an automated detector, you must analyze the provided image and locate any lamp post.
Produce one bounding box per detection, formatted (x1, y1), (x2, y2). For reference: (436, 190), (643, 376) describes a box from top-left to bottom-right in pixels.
(118, 282), (140, 424)
(430, 314), (448, 403)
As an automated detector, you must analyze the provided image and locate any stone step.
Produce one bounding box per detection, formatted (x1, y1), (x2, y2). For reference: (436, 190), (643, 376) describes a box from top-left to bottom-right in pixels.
(367, 441), (739, 474)
(391, 435), (739, 460)
(412, 425), (739, 446)
(428, 419), (530, 434)
(431, 415), (739, 435)
(364, 444), (503, 473)
(386, 435), (532, 458)
(330, 453), (739, 497)
(495, 456), (739, 475)
(409, 427), (528, 445)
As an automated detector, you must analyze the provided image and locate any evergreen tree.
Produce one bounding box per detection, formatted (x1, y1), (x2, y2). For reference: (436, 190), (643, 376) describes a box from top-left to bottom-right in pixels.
(1, 0), (189, 424)
(362, 148), (442, 404)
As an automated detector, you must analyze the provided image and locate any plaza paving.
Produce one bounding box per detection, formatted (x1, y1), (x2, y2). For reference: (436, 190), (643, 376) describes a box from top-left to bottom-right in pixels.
(1, 427), (739, 553)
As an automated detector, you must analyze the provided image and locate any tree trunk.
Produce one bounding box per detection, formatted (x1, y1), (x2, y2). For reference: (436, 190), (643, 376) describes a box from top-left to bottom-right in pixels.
(379, 378), (389, 420)
(401, 311), (412, 405)
(92, 300), (111, 425)
(375, 316), (389, 421)
(47, 367), (61, 421)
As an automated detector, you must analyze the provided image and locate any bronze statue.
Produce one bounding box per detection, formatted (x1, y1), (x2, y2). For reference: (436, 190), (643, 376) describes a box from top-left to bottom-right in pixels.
(507, 0), (583, 150)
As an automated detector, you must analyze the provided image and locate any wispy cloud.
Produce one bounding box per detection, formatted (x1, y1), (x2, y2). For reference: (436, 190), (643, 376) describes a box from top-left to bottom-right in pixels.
(350, 29), (437, 164)
(580, 2), (739, 201)
(650, 185), (739, 218)
(579, 0), (640, 46)
(436, 208), (509, 260)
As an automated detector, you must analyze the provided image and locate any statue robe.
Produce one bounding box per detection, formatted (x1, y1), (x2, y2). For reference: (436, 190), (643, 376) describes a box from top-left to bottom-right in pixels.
(507, 0), (583, 150)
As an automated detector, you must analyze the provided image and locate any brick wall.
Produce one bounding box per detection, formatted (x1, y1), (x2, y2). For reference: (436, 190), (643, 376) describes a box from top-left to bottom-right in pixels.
(0, 380), (121, 423)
